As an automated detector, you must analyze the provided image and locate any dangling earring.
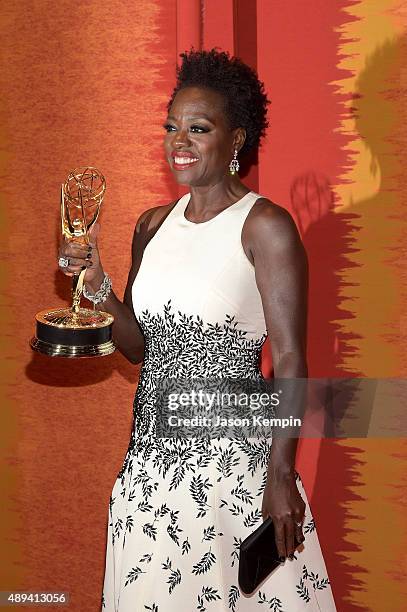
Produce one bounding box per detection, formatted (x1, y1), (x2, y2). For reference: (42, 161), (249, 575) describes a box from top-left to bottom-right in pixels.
(229, 149), (239, 175)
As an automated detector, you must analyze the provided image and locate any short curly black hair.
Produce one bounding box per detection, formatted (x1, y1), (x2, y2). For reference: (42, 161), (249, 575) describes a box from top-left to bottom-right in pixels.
(167, 48), (270, 157)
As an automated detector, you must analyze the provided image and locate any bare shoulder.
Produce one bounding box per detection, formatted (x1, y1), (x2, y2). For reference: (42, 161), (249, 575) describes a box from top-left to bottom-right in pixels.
(135, 200), (177, 237)
(242, 197), (303, 263)
(244, 197), (298, 236)
(130, 199), (179, 260)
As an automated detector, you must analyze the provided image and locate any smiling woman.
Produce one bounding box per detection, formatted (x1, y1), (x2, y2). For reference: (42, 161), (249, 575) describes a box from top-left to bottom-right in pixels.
(163, 86), (247, 203)
(57, 48), (337, 611)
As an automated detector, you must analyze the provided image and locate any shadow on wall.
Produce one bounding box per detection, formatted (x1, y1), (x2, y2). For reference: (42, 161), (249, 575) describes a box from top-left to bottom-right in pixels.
(291, 34), (406, 612)
(26, 349), (140, 387)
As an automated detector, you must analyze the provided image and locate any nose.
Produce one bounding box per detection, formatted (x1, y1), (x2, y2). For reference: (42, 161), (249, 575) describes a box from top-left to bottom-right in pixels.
(173, 127), (191, 148)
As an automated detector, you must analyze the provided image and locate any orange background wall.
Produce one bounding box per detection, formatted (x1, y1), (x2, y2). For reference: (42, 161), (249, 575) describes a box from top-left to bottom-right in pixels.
(1, 1), (406, 611)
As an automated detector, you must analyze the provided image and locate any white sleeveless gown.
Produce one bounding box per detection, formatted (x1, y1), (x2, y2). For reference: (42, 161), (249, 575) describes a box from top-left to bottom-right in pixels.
(101, 191), (337, 611)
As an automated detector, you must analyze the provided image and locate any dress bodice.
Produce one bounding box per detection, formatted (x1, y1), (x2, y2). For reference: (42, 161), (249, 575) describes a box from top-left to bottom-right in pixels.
(132, 191), (268, 379)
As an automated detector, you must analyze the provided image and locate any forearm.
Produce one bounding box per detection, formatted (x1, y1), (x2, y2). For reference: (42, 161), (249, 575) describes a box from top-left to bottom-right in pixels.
(267, 351), (307, 478)
(86, 268), (145, 364)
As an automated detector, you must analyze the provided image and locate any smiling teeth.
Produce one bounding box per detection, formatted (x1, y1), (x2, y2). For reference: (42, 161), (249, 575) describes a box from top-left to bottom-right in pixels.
(174, 157), (198, 164)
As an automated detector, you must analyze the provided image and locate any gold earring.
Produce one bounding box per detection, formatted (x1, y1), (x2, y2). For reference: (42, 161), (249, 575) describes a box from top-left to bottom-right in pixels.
(229, 149), (239, 175)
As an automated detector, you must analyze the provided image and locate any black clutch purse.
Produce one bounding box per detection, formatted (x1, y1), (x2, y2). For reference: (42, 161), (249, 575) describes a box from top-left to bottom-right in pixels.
(239, 517), (300, 594)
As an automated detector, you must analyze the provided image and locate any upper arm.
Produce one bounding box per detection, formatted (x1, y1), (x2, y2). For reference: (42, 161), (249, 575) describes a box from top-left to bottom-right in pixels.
(243, 199), (308, 367)
(123, 201), (178, 311)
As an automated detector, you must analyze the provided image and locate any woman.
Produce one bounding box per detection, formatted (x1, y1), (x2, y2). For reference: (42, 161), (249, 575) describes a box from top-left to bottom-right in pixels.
(59, 49), (336, 611)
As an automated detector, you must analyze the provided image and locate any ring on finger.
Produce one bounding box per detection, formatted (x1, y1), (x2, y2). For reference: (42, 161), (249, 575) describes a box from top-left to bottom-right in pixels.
(59, 256), (70, 268)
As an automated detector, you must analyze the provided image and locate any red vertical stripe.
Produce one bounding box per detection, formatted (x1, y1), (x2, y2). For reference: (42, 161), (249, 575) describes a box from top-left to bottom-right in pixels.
(233, 0), (259, 192)
(176, 0), (202, 59)
(202, 0), (235, 52)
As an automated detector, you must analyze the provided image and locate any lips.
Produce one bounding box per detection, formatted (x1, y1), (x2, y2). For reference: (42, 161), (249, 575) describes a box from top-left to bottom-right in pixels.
(171, 151), (199, 171)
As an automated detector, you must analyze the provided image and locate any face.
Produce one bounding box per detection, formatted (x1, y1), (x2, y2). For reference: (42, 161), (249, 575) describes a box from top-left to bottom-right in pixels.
(163, 86), (245, 186)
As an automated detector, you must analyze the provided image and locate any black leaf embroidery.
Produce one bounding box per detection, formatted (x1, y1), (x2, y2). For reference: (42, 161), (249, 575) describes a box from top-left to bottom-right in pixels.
(243, 508), (262, 528)
(124, 566), (145, 587)
(181, 538), (191, 555)
(197, 586), (221, 611)
(142, 523), (157, 541)
(202, 526), (216, 542)
(231, 473), (254, 505)
(258, 591), (285, 611)
(230, 537), (242, 568)
(304, 518), (316, 533)
(192, 549), (216, 575)
(215, 446), (240, 481)
(228, 585), (240, 611)
(161, 557), (181, 594)
(296, 577), (310, 603)
(167, 522), (183, 547)
(189, 474), (213, 518)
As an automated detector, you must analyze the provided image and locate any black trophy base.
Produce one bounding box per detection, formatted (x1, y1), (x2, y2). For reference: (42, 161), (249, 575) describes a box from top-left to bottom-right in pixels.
(30, 307), (116, 358)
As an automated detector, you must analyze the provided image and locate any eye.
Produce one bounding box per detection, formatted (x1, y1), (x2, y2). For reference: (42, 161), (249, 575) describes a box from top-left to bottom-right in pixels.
(190, 125), (209, 133)
(162, 123), (209, 134)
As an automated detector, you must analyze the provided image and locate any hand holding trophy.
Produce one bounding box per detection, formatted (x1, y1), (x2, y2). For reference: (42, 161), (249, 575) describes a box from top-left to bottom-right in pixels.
(30, 167), (115, 357)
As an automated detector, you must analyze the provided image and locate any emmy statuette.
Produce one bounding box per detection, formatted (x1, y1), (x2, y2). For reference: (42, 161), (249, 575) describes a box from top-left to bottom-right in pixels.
(30, 167), (115, 358)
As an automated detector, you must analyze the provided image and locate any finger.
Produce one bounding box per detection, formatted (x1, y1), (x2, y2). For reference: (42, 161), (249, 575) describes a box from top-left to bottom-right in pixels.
(294, 517), (305, 546)
(60, 256), (92, 268)
(59, 262), (93, 276)
(59, 269), (76, 277)
(65, 265), (91, 276)
(88, 222), (100, 246)
(59, 265), (83, 276)
(59, 247), (89, 263)
(261, 506), (268, 522)
(61, 243), (92, 258)
(285, 518), (295, 558)
(274, 520), (287, 561)
(293, 496), (305, 540)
